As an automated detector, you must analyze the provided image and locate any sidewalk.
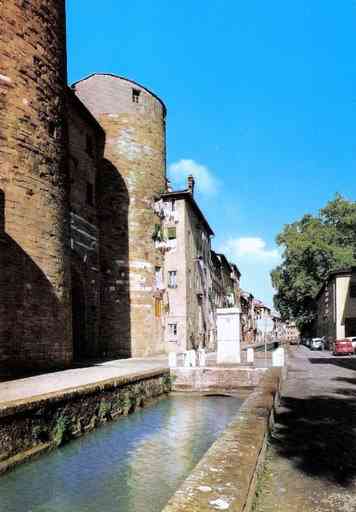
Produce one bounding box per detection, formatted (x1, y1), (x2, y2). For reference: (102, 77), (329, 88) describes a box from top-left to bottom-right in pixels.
(0, 344), (274, 409)
(0, 357), (169, 407)
(254, 346), (356, 512)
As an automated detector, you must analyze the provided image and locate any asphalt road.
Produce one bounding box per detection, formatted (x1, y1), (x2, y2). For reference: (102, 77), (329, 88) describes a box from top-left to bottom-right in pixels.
(254, 345), (356, 512)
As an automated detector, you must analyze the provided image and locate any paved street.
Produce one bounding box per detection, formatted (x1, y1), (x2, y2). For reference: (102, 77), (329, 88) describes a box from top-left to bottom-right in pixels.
(254, 345), (356, 512)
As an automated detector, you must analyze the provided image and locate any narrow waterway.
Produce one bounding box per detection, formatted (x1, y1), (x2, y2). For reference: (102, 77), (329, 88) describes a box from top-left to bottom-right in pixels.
(0, 394), (243, 512)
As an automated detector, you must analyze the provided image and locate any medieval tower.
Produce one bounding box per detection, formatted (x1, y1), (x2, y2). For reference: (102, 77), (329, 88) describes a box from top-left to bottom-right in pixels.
(0, 0), (71, 367)
(73, 74), (166, 357)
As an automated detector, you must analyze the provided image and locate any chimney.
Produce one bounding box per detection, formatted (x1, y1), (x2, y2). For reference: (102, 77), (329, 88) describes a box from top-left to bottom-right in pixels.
(187, 175), (195, 196)
(166, 178), (173, 192)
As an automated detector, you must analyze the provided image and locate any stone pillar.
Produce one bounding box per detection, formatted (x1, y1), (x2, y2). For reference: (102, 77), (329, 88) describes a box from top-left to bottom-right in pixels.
(217, 308), (241, 364)
(0, 0), (71, 368)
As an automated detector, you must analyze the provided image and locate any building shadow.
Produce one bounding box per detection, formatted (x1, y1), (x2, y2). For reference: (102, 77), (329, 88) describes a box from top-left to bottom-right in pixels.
(0, 189), (71, 377)
(97, 159), (131, 358)
(271, 390), (356, 486)
(309, 357), (356, 371)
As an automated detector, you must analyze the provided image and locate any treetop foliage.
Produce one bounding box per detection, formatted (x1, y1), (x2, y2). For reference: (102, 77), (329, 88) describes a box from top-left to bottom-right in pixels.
(271, 194), (356, 334)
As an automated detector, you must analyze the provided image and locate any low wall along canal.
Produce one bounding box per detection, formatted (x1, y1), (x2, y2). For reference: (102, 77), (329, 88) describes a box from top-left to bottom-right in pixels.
(0, 365), (280, 512)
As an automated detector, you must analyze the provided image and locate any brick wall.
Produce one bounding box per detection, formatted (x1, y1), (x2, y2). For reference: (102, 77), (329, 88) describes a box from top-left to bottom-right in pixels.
(0, 0), (71, 368)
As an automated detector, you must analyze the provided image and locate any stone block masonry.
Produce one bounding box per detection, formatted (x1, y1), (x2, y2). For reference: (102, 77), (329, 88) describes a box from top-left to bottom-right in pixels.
(0, 369), (171, 474)
(0, 0), (72, 368)
(74, 74), (167, 358)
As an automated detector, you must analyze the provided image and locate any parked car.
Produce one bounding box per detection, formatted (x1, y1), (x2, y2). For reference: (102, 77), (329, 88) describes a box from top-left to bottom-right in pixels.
(345, 336), (356, 353)
(310, 338), (324, 351)
(304, 338), (312, 348)
(333, 339), (354, 356)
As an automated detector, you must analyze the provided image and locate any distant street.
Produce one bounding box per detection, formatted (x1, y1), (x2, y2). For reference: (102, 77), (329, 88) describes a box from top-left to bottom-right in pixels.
(254, 345), (356, 512)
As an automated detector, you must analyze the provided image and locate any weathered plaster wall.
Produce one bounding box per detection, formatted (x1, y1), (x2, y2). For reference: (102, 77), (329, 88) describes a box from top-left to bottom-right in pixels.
(163, 199), (188, 351)
(73, 74), (166, 357)
(0, 0), (71, 368)
(0, 370), (171, 474)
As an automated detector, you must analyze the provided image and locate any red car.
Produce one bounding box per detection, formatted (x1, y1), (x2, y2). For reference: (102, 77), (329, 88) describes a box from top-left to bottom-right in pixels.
(333, 339), (354, 356)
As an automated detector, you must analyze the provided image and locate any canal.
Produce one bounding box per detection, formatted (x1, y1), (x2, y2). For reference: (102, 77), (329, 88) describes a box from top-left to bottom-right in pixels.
(0, 394), (243, 512)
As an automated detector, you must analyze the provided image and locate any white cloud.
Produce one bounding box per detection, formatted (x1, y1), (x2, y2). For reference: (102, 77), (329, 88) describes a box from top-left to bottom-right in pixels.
(220, 237), (280, 263)
(168, 159), (219, 196)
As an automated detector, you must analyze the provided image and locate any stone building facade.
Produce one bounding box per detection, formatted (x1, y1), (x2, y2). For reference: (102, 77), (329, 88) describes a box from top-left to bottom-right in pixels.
(0, 3), (248, 371)
(154, 177), (216, 353)
(0, 0), (72, 369)
(315, 268), (356, 344)
(73, 74), (167, 358)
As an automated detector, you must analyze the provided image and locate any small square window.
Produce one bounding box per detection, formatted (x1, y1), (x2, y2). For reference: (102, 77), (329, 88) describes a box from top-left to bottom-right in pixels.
(86, 182), (94, 206)
(167, 227), (176, 240)
(132, 88), (141, 103)
(168, 323), (177, 338)
(168, 271), (177, 288)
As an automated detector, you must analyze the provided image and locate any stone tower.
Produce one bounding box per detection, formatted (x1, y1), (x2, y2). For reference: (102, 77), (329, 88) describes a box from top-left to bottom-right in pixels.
(0, 0), (71, 368)
(73, 74), (166, 357)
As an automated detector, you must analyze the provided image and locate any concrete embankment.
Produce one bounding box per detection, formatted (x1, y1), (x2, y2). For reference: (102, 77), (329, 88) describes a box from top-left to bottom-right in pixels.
(0, 368), (170, 474)
(163, 369), (281, 512)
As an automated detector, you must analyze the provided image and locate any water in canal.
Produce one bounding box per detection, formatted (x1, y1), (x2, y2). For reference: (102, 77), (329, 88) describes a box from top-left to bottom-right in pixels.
(0, 394), (243, 512)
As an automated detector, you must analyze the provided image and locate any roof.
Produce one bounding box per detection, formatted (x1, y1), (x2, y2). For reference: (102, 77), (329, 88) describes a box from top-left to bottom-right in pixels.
(230, 263), (241, 278)
(71, 73), (167, 117)
(215, 253), (231, 272)
(160, 190), (214, 236)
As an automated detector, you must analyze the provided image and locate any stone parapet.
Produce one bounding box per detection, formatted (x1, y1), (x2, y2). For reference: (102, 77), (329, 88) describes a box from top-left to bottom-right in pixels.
(162, 369), (281, 512)
(0, 368), (171, 475)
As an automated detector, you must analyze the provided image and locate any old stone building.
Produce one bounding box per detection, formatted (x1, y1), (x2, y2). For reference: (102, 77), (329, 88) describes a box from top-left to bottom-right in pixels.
(0, 2), (167, 370)
(154, 176), (216, 353)
(73, 74), (167, 358)
(0, 0), (71, 369)
(0, 1), (248, 371)
(315, 268), (356, 344)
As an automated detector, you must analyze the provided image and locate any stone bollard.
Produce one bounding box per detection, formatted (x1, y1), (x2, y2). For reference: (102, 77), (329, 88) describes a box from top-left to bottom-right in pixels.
(183, 351), (190, 368)
(168, 352), (177, 368)
(189, 350), (197, 368)
(247, 347), (254, 364)
(198, 347), (207, 367)
(272, 347), (285, 367)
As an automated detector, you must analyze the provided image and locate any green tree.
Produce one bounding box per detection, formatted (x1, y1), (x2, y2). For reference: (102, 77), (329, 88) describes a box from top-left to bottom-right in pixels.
(271, 195), (356, 334)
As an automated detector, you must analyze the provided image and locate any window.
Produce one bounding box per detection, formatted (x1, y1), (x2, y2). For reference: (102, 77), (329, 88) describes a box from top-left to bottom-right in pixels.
(167, 227), (176, 240)
(350, 284), (356, 298)
(155, 266), (163, 289)
(168, 271), (177, 288)
(86, 182), (94, 206)
(86, 134), (94, 156)
(132, 88), (141, 103)
(168, 323), (178, 338)
(155, 298), (162, 318)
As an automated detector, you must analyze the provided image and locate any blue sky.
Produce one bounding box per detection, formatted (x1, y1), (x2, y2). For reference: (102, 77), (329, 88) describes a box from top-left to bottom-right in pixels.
(66, 0), (356, 306)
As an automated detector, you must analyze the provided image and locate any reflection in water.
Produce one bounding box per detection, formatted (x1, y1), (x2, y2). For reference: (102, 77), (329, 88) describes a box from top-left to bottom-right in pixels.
(0, 395), (243, 512)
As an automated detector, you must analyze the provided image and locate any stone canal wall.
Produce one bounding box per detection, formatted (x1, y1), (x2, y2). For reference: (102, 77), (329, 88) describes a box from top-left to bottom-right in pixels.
(172, 366), (268, 392)
(0, 369), (171, 474)
(163, 369), (281, 512)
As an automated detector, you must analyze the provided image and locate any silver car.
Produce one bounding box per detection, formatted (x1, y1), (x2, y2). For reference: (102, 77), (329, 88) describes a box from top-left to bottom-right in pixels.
(310, 338), (325, 351)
